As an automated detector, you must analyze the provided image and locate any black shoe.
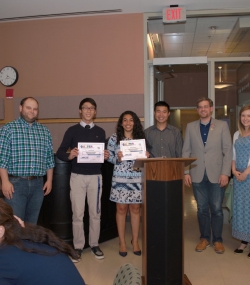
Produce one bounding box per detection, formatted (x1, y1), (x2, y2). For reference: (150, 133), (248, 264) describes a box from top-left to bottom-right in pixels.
(248, 253), (250, 259)
(119, 251), (127, 257)
(234, 244), (247, 254)
(71, 249), (82, 263)
(133, 250), (141, 256)
(91, 246), (104, 260)
(131, 240), (141, 256)
(234, 248), (244, 254)
(75, 249), (83, 256)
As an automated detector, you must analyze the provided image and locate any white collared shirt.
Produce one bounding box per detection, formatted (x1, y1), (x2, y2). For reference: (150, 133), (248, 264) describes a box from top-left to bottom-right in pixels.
(80, 121), (95, 129)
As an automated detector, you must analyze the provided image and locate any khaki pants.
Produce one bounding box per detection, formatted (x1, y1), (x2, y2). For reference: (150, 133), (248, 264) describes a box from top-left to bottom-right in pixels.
(70, 173), (102, 249)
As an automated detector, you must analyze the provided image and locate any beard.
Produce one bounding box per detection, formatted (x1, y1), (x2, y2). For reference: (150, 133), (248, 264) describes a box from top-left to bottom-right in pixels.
(20, 112), (37, 124)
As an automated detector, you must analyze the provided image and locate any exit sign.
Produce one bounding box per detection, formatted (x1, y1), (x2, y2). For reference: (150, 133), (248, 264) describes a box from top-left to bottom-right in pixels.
(163, 7), (186, 23)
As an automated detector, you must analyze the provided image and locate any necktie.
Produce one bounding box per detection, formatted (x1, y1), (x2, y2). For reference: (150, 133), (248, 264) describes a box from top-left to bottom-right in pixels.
(85, 125), (90, 129)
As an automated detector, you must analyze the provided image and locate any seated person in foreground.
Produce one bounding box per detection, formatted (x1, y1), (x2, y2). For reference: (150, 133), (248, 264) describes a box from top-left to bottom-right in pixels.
(0, 199), (85, 285)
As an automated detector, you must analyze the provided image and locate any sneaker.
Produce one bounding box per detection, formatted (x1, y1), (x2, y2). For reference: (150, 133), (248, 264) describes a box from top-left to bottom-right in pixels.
(71, 249), (82, 263)
(195, 238), (210, 252)
(214, 242), (225, 254)
(91, 246), (104, 259)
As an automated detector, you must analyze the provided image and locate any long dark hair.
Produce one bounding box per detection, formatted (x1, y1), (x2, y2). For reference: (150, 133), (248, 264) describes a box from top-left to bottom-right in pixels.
(116, 111), (145, 144)
(0, 199), (78, 259)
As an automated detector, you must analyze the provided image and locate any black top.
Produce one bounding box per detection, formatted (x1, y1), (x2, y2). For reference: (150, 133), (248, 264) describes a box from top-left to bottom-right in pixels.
(56, 123), (106, 175)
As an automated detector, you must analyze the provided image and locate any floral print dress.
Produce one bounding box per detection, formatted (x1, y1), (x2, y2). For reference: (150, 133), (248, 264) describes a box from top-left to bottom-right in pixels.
(107, 133), (142, 204)
(232, 132), (250, 242)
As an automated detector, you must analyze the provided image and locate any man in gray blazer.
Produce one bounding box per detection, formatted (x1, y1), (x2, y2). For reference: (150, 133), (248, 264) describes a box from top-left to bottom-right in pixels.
(182, 97), (232, 254)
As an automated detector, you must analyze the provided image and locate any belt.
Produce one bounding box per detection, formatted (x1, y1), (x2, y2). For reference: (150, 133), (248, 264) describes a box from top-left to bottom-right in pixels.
(8, 175), (41, 180)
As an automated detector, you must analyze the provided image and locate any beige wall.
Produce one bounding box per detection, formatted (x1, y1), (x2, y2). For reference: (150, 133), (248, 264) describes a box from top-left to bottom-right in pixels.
(0, 13), (144, 148)
(0, 14), (144, 99)
(0, 15), (144, 113)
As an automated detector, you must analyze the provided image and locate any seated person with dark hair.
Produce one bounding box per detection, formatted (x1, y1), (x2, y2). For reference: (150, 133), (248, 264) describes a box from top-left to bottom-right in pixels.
(0, 199), (85, 285)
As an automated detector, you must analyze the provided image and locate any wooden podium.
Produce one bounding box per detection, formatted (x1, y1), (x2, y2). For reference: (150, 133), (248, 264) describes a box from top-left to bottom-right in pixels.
(133, 158), (195, 285)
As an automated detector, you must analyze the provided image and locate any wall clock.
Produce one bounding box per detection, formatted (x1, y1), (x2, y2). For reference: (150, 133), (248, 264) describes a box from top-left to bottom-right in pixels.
(0, 66), (18, 86)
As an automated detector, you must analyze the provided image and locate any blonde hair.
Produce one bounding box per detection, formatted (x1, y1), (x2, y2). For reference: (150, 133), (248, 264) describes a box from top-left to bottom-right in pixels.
(238, 105), (250, 136)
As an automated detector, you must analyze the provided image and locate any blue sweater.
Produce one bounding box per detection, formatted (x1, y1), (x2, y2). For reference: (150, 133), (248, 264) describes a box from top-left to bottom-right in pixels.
(0, 241), (85, 285)
(56, 123), (106, 175)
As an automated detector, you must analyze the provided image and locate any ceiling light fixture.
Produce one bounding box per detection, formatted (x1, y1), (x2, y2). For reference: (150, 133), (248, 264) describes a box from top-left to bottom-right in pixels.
(214, 66), (234, 89)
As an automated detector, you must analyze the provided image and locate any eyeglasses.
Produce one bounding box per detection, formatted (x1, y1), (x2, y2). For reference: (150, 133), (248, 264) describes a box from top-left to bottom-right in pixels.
(81, 107), (96, 111)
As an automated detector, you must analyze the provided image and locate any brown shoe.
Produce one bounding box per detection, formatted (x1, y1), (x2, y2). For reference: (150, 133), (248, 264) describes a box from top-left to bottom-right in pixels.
(195, 239), (210, 252)
(214, 242), (225, 254)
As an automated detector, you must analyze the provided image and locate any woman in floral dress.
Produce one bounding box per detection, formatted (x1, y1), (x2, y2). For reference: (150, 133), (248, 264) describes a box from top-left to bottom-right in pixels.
(107, 111), (149, 257)
(232, 105), (250, 256)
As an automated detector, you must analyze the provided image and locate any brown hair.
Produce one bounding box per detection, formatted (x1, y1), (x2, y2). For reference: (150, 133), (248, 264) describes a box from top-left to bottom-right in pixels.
(20, 97), (39, 106)
(238, 105), (250, 136)
(0, 199), (78, 259)
(196, 97), (213, 108)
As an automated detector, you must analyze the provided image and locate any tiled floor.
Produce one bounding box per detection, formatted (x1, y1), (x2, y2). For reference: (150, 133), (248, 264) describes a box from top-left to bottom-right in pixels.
(75, 187), (250, 285)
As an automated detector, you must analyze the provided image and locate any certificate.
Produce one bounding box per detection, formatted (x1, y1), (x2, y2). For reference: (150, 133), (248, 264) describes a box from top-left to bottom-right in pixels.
(77, 143), (104, 163)
(120, 139), (147, 161)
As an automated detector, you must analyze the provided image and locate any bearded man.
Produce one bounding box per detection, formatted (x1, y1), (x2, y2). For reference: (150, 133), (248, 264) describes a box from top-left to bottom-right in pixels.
(0, 97), (55, 224)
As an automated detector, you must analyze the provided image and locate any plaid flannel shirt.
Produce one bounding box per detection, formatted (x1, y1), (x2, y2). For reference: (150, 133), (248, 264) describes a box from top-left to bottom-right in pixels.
(0, 117), (55, 176)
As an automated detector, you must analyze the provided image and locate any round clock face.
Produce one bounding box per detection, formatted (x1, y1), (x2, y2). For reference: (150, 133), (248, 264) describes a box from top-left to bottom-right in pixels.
(0, 66), (18, 87)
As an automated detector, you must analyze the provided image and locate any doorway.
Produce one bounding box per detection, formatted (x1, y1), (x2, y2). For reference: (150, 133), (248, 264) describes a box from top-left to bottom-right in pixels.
(144, 12), (250, 133)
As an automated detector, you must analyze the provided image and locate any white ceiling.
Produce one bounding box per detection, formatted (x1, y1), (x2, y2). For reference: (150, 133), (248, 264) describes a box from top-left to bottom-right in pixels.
(0, 0), (250, 21)
(148, 16), (250, 58)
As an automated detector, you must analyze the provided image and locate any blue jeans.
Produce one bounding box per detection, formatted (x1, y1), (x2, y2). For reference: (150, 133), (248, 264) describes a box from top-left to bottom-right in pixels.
(5, 177), (44, 224)
(192, 172), (225, 243)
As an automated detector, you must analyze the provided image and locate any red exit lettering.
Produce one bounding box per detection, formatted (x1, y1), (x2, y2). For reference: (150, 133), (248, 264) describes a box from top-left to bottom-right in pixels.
(166, 8), (182, 20)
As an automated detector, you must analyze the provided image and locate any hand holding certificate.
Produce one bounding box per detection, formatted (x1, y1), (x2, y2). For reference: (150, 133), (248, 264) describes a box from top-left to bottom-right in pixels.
(120, 139), (147, 161)
(77, 142), (105, 163)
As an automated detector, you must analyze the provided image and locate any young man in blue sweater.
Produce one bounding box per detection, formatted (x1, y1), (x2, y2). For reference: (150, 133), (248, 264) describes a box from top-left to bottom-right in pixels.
(56, 98), (109, 261)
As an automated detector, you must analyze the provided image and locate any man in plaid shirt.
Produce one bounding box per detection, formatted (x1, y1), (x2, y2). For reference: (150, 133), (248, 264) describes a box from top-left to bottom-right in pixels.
(0, 97), (55, 224)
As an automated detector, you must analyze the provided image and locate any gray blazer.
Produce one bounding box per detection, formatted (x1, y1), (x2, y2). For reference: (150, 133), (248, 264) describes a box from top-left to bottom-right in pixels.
(182, 118), (232, 183)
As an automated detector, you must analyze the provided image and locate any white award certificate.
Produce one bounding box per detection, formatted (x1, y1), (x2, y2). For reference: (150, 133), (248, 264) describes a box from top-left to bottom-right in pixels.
(77, 143), (104, 163)
(120, 139), (147, 161)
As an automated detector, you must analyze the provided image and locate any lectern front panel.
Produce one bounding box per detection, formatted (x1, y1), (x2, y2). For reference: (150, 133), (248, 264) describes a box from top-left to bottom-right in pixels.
(146, 180), (183, 285)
